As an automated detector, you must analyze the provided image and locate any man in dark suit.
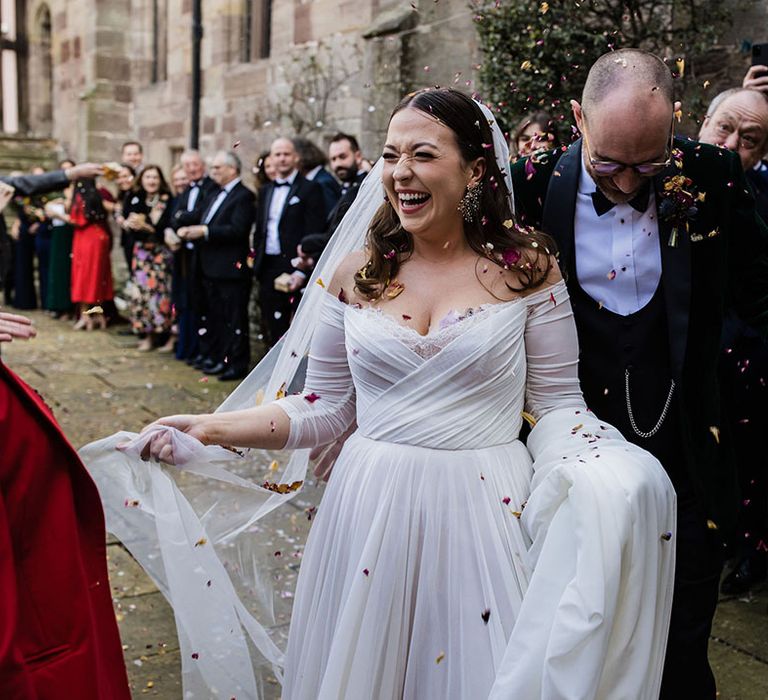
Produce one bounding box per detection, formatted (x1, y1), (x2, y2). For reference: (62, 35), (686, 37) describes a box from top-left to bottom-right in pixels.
(511, 49), (768, 699)
(253, 137), (325, 347)
(299, 132), (367, 264)
(177, 151), (256, 381)
(169, 149), (219, 364)
(294, 136), (341, 219)
(699, 87), (768, 595)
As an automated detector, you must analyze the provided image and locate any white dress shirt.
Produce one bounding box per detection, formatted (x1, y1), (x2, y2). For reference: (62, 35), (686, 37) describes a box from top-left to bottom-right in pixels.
(186, 180), (203, 212)
(265, 170), (298, 255)
(203, 177), (241, 225)
(574, 159), (662, 316)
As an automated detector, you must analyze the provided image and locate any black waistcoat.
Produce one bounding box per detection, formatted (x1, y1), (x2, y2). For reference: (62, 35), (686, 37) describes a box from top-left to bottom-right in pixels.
(569, 276), (687, 485)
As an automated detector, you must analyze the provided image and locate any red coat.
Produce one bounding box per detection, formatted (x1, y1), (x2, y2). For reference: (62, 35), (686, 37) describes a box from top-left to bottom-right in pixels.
(0, 360), (130, 699)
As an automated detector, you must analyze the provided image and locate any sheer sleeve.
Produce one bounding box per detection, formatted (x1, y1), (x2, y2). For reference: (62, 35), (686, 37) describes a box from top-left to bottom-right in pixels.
(274, 294), (356, 449)
(524, 280), (586, 420)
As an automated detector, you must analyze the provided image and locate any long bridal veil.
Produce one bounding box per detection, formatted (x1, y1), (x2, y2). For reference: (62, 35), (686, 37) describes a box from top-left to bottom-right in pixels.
(81, 98), (675, 700)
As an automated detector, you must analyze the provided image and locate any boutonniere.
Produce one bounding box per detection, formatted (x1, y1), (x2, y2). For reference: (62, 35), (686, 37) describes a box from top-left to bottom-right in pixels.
(658, 148), (706, 247)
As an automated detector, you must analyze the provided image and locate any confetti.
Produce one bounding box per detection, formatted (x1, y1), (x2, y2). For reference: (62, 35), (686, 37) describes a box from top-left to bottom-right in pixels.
(124, 499), (140, 508)
(261, 480), (303, 494)
(660, 531), (672, 541)
(502, 496), (511, 505)
(232, 140), (241, 148)
(191, 652), (199, 660)
(316, 278), (326, 288)
(363, 568), (370, 576)
(436, 651), (446, 664)
(269, 420), (276, 433)
(521, 411), (537, 427)
(198, 376), (209, 383)
(607, 270), (617, 281)
(194, 538), (207, 547)
(269, 460), (279, 472)
(709, 426), (720, 444)
(304, 392), (321, 403)
(276, 383), (286, 399)
(402, 314), (412, 320)
(481, 609), (491, 624)
(386, 280), (405, 299)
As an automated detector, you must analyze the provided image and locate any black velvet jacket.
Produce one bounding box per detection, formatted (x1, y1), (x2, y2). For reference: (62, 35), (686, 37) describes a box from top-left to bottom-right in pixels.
(511, 137), (768, 534)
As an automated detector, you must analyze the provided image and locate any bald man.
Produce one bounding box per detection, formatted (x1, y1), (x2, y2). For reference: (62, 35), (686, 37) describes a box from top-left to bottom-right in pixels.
(253, 137), (325, 346)
(512, 49), (768, 698)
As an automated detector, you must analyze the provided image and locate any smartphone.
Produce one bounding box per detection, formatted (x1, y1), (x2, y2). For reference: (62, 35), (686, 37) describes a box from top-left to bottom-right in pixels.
(751, 42), (768, 67)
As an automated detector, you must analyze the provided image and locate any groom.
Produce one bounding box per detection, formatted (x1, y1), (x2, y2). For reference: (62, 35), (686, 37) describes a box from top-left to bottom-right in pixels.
(511, 48), (768, 699)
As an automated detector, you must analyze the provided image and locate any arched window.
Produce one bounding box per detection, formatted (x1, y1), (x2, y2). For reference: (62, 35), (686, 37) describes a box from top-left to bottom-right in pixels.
(26, 3), (53, 135)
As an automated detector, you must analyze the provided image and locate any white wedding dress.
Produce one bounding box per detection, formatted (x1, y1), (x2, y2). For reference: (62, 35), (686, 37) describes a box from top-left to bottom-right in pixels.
(266, 279), (675, 699)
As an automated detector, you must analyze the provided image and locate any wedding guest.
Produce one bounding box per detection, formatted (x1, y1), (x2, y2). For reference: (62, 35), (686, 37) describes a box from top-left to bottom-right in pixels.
(29, 166), (54, 312)
(178, 151), (256, 380)
(699, 87), (768, 595)
(170, 163), (189, 196)
(0, 310), (131, 699)
(112, 163), (136, 272)
(44, 159), (76, 318)
(123, 165), (175, 352)
(120, 140), (144, 173)
(298, 133), (368, 272)
(170, 150), (218, 364)
(253, 150), (276, 189)
(70, 179), (114, 331)
(511, 49), (768, 699)
(0, 163), (105, 308)
(9, 181), (42, 311)
(253, 138), (325, 346)
(510, 110), (558, 159)
(294, 136), (340, 218)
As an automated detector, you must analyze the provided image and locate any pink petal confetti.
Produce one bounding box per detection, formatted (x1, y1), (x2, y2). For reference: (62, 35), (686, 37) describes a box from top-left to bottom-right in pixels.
(502, 496), (511, 505)
(481, 609), (491, 624)
(363, 568), (370, 576)
(501, 248), (521, 265)
(232, 140), (241, 148)
(304, 392), (321, 403)
(198, 376), (209, 383)
(191, 653), (199, 660)
(402, 314), (412, 320)
(607, 269), (617, 281)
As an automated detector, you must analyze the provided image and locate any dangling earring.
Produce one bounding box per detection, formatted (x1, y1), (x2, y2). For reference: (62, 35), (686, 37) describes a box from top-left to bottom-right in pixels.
(458, 182), (481, 222)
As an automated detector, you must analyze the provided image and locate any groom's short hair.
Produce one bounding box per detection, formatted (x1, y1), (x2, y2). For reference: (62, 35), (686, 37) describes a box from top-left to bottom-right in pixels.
(582, 49), (674, 111)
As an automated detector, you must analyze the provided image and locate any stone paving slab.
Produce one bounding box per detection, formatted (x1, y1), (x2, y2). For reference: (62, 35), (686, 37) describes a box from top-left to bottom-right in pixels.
(4, 309), (768, 699)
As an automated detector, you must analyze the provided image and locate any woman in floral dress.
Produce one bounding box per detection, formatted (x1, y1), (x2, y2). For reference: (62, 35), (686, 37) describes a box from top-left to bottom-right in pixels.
(123, 165), (175, 351)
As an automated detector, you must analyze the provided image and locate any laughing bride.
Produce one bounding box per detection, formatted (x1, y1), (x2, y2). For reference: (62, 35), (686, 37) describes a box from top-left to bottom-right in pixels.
(84, 88), (675, 699)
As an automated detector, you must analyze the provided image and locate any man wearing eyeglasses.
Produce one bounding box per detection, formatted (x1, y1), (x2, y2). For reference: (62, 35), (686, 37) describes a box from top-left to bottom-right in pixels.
(511, 48), (768, 700)
(699, 87), (768, 601)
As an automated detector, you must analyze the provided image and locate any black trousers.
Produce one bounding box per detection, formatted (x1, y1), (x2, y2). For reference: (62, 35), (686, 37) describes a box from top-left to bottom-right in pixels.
(257, 255), (299, 348)
(201, 276), (251, 372)
(659, 483), (723, 699)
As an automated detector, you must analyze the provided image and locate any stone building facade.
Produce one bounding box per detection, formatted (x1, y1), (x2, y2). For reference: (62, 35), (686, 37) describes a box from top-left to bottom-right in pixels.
(1, 0), (481, 177)
(1, 0), (767, 176)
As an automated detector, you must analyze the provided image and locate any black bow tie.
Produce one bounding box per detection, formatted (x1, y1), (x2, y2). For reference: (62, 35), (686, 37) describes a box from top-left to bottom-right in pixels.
(274, 180), (291, 187)
(190, 182), (200, 189)
(591, 184), (650, 217)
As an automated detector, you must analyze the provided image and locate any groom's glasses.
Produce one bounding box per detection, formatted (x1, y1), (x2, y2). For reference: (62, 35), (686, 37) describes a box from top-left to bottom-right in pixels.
(581, 118), (675, 177)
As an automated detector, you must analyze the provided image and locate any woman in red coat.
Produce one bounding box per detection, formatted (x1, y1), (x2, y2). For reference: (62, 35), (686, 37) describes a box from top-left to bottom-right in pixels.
(0, 310), (130, 699)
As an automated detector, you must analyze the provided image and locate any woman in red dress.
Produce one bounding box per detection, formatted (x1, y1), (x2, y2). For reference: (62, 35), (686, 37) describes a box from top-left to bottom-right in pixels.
(70, 179), (114, 330)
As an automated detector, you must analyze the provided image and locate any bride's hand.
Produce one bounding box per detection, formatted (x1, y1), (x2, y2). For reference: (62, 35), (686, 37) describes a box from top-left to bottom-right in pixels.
(139, 414), (212, 463)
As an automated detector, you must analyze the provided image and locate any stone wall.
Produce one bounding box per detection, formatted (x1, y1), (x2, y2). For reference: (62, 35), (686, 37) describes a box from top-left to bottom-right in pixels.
(11, 0), (767, 173)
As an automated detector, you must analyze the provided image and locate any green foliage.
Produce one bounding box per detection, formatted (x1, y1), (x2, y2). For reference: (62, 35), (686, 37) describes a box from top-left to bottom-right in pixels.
(473, 0), (735, 139)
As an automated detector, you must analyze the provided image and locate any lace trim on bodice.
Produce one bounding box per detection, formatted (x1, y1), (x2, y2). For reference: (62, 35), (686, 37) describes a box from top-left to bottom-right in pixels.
(352, 300), (521, 359)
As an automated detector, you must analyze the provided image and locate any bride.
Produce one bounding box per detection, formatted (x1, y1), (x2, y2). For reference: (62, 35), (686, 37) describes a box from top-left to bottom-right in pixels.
(84, 88), (675, 699)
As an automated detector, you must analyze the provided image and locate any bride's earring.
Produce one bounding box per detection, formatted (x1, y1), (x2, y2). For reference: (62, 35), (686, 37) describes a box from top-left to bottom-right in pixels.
(458, 182), (481, 222)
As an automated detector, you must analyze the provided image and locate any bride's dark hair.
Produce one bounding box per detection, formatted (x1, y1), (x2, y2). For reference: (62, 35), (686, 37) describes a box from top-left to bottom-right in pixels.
(355, 87), (555, 300)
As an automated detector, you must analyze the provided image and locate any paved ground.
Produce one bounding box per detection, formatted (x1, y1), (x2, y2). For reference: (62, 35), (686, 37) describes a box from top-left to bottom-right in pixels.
(4, 309), (768, 699)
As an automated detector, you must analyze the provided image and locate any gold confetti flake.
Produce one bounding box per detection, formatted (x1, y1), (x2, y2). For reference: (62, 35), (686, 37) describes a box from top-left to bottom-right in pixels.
(194, 537), (207, 547)
(316, 278), (325, 288)
(276, 383), (286, 399)
(269, 460), (279, 472)
(709, 426), (720, 444)
(521, 411), (537, 427)
(436, 651), (446, 664)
